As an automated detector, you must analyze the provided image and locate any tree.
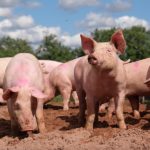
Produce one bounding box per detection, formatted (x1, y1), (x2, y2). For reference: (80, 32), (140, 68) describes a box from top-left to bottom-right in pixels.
(36, 35), (76, 62)
(123, 26), (150, 61)
(92, 26), (150, 61)
(0, 36), (33, 57)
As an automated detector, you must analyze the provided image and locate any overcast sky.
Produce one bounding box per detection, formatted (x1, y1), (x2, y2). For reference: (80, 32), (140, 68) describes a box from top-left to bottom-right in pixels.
(0, 0), (150, 49)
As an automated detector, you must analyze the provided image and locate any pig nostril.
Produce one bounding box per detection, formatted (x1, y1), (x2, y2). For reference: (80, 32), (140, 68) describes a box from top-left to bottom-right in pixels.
(88, 55), (97, 61)
(25, 119), (30, 125)
(88, 55), (98, 65)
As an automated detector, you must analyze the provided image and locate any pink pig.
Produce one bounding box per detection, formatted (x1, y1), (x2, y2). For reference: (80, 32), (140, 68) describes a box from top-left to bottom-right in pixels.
(0, 58), (11, 104)
(74, 30), (127, 130)
(100, 58), (150, 119)
(44, 58), (81, 110)
(125, 58), (150, 117)
(3, 53), (47, 135)
(39, 60), (62, 101)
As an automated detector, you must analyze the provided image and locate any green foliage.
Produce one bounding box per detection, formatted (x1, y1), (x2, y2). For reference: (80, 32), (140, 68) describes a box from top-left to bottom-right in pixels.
(52, 95), (63, 102)
(72, 47), (84, 57)
(36, 35), (77, 62)
(92, 28), (116, 42)
(92, 26), (150, 61)
(0, 36), (33, 57)
(0, 26), (150, 62)
(123, 26), (150, 61)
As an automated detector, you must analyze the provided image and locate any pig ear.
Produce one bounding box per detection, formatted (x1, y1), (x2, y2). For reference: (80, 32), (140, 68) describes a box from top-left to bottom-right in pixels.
(30, 88), (48, 99)
(2, 86), (20, 100)
(80, 34), (96, 55)
(111, 29), (126, 54)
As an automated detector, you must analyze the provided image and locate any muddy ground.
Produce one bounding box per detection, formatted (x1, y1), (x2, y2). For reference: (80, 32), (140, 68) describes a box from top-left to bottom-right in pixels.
(0, 101), (150, 150)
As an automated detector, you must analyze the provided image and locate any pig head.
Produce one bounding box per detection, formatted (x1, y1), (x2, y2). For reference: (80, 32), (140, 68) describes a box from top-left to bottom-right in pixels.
(3, 86), (46, 132)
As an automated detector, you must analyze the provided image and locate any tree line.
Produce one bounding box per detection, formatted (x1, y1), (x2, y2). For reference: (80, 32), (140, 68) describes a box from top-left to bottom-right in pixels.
(0, 26), (150, 61)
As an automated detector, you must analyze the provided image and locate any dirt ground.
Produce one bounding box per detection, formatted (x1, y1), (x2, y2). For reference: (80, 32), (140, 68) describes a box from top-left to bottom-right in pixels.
(0, 101), (150, 150)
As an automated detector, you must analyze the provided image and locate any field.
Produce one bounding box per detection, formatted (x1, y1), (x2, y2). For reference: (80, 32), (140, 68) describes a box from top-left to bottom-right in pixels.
(0, 101), (150, 150)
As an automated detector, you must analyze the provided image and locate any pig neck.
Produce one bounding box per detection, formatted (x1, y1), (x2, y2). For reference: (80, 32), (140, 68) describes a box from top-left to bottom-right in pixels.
(91, 64), (117, 79)
(92, 58), (126, 86)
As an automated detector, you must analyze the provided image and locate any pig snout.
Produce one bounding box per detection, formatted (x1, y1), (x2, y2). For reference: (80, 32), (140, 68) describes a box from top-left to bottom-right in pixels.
(18, 117), (37, 132)
(88, 54), (98, 65)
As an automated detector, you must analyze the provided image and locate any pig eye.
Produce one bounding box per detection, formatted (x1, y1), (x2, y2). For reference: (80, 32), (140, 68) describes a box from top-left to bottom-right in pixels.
(107, 49), (111, 52)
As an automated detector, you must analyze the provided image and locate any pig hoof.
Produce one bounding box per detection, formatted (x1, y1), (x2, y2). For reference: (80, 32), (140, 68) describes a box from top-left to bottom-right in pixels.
(119, 122), (127, 129)
(133, 111), (140, 119)
(85, 126), (94, 131)
(85, 122), (94, 131)
(63, 106), (69, 111)
(108, 113), (113, 119)
(39, 128), (47, 134)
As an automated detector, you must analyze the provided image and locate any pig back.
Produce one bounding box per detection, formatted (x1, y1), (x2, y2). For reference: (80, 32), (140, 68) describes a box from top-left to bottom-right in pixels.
(3, 53), (44, 90)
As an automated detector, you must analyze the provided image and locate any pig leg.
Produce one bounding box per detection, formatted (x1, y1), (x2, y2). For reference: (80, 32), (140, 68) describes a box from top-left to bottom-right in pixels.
(77, 89), (86, 127)
(94, 101), (99, 125)
(60, 87), (72, 110)
(7, 100), (19, 135)
(44, 87), (56, 104)
(107, 98), (115, 119)
(86, 96), (96, 130)
(71, 91), (79, 106)
(43, 87), (56, 109)
(36, 100), (46, 133)
(114, 92), (126, 129)
(128, 96), (140, 119)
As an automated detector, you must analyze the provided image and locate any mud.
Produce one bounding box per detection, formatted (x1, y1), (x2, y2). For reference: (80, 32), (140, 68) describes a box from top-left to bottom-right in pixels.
(0, 101), (150, 150)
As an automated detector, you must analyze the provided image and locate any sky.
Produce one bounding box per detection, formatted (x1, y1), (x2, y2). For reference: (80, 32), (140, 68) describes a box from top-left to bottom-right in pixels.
(0, 0), (150, 49)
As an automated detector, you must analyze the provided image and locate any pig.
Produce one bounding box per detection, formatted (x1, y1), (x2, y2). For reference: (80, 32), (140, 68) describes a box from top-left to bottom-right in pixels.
(39, 60), (62, 101)
(74, 29), (127, 130)
(0, 57), (11, 87)
(124, 58), (150, 117)
(100, 58), (150, 119)
(44, 58), (81, 110)
(3, 53), (47, 135)
(0, 58), (11, 104)
(39, 60), (79, 110)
